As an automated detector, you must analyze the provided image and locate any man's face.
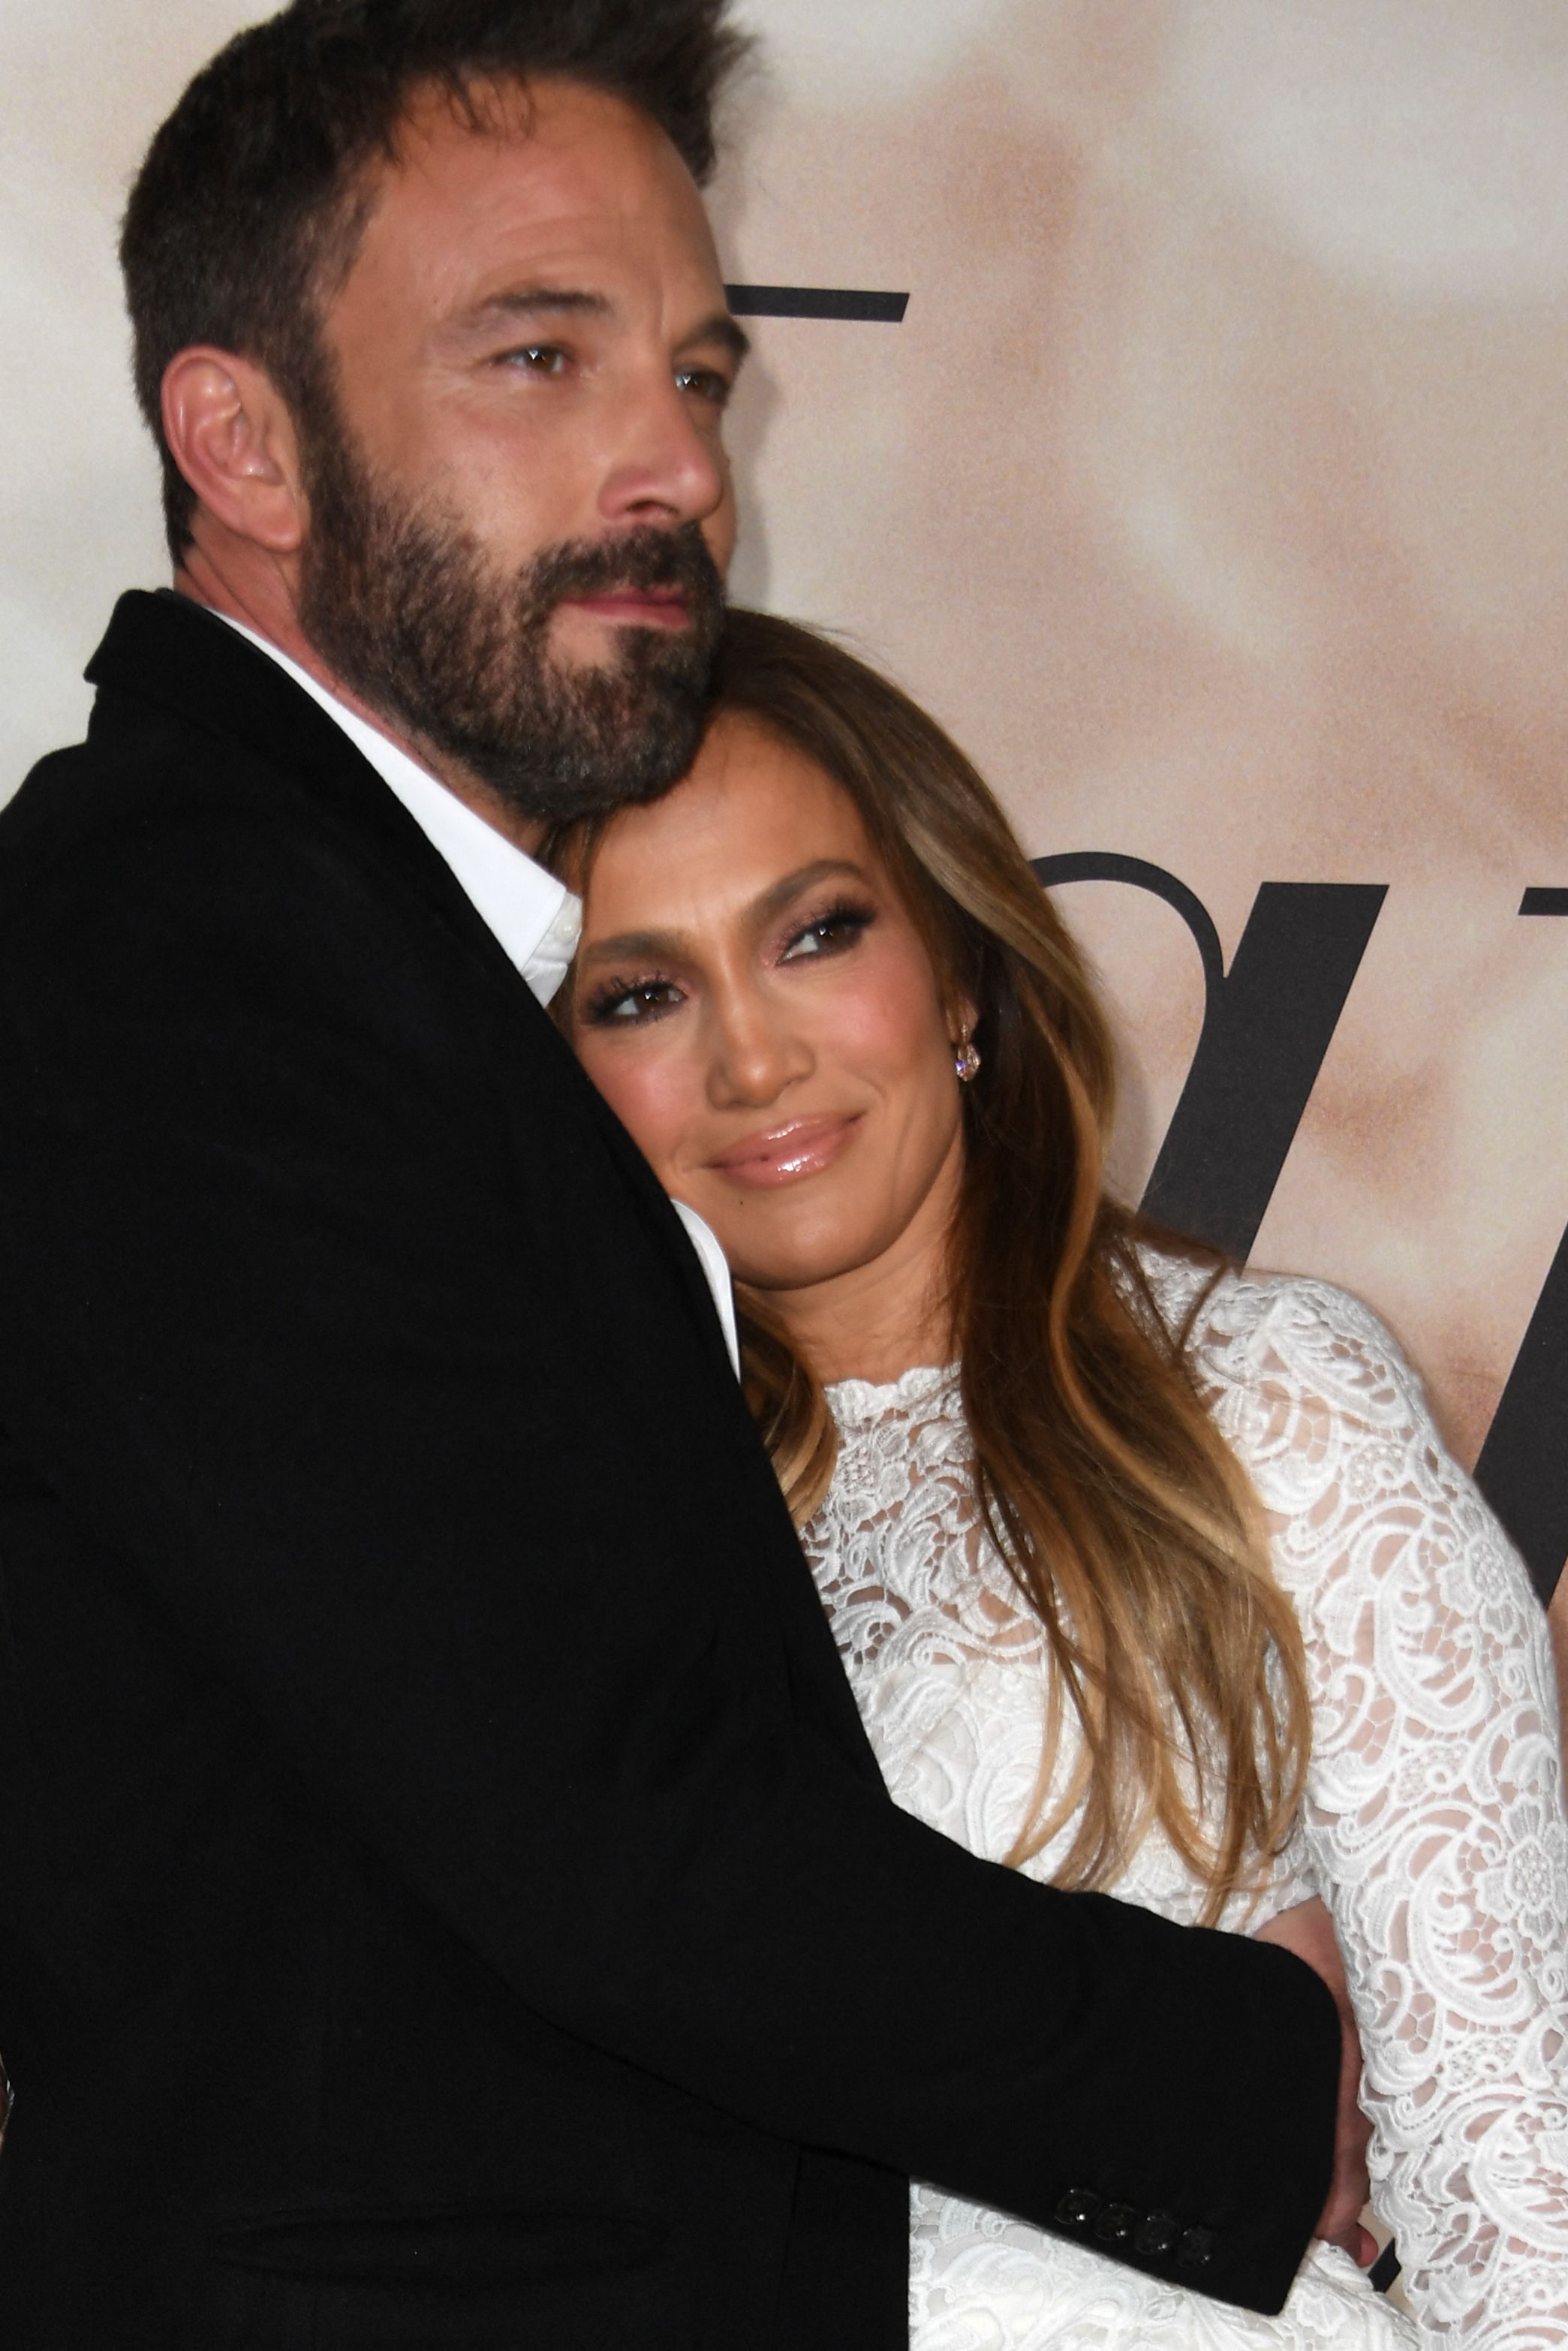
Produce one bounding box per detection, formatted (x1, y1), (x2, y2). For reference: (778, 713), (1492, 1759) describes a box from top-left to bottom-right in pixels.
(296, 77), (745, 821)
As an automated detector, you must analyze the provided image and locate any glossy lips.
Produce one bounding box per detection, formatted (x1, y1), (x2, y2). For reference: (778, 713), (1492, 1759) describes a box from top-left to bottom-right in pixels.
(706, 1114), (859, 1188)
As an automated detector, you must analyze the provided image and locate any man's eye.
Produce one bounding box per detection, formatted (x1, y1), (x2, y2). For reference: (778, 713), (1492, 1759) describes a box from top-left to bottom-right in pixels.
(501, 344), (571, 376)
(676, 366), (732, 408)
(588, 978), (683, 1025)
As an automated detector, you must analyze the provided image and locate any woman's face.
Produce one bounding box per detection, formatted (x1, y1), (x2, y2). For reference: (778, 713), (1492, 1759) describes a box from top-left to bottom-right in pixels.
(569, 715), (969, 1329)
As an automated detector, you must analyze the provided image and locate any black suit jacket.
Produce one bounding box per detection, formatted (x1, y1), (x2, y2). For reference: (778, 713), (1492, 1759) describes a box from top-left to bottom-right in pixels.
(0, 592), (1338, 2347)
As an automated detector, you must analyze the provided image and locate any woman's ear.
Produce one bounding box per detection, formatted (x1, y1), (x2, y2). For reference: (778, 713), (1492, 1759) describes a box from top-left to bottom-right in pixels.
(161, 348), (308, 555)
(948, 992), (980, 1050)
(949, 992), (983, 1083)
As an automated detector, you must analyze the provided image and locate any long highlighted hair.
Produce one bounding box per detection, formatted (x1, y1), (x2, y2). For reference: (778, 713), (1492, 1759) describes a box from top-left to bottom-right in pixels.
(554, 607), (1310, 1922)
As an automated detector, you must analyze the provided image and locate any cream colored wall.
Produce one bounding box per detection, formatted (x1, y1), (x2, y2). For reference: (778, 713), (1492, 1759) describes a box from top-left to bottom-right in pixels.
(5, 2), (1567, 1645)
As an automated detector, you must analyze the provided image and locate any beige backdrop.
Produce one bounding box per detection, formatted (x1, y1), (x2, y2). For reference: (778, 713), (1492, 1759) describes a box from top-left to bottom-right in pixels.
(5, 2), (1567, 1684)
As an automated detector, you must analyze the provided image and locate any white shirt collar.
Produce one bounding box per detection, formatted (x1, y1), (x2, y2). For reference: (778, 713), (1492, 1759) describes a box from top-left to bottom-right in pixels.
(214, 614), (582, 1007)
(211, 610), (739, 1374)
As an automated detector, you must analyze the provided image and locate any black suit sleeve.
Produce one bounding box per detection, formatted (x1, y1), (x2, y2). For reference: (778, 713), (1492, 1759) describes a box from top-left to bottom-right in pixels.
(0, 779), (1338, 2313)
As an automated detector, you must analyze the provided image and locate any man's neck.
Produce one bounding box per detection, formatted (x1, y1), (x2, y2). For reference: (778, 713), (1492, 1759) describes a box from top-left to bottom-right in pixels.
(174, 549), (544, 856)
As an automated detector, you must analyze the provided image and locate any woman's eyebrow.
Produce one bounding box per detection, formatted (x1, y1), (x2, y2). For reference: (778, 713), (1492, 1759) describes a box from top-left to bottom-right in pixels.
(750, 859), (871, 928)
(578, 924), (685, 967)
(579, 860), (873, 968)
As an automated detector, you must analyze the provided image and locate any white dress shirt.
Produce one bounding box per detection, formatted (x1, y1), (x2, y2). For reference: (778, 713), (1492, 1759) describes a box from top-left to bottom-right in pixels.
(215, 613), (739, 1372)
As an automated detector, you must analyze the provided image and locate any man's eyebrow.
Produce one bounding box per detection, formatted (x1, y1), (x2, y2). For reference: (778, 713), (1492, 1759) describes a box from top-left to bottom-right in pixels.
(579, 860), (871, 966)
(457, 285), (615, 331)
(685, 311), (751, 369)
(453, 290), (749, 369)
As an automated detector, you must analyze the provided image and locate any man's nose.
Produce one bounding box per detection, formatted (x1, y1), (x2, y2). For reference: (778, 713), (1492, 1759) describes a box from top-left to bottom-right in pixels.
(596, 370), (727, 532)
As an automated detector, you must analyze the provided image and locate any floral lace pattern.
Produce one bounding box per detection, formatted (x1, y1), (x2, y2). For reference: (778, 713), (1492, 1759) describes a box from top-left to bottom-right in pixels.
(803, 1254), (1568, 2349)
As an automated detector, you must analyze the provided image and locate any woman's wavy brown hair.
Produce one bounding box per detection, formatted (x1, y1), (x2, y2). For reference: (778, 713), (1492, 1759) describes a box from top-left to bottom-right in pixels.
(549, 607), (1310, 1922)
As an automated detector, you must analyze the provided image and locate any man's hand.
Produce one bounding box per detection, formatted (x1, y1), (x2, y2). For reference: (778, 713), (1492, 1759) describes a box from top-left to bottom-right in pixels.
(1253, 1895), (1376, 2266)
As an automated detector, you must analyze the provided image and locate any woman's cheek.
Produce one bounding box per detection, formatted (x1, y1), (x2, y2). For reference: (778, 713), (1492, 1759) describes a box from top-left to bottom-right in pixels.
(579, 1040), (694, 1183)
(826, 946), (946, 1078)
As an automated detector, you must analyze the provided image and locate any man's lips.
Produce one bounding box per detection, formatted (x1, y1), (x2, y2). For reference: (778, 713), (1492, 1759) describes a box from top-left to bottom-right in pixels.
(706, 1115), (861, 1188)
(561, 589), (691, 631)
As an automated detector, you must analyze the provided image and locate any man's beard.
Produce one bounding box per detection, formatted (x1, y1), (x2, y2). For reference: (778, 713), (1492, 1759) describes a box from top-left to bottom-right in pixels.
(295, 401), (727, 824)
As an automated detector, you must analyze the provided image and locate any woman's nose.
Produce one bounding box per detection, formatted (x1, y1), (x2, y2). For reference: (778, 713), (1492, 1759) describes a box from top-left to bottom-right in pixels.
(706, 992), (812, 1108)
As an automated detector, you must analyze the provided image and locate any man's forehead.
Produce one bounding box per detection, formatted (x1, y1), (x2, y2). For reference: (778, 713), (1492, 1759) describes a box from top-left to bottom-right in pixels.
(353, 75), (722, 300)
(382, 76), (697, 221)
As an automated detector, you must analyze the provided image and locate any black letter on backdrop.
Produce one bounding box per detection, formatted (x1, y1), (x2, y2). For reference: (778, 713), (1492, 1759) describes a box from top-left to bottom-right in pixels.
(1470, 892), (1568, 1603)
(1474, 1231), (1568, 1604)
(1030, 861), (1567, 1604)
(1031, 854), (1387, 1261)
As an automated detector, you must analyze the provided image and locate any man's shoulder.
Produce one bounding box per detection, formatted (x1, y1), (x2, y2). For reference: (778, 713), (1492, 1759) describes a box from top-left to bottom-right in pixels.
(0, 699), (327, 960)
(1, 590), (429, 936)
(6, 592), (311, 832)
(0, 592), (564, 1113)
(5, 689), (222, 842)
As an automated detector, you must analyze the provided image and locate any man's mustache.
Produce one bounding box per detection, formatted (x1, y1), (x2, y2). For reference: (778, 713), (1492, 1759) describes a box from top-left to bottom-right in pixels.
(523, 524), (724, 617)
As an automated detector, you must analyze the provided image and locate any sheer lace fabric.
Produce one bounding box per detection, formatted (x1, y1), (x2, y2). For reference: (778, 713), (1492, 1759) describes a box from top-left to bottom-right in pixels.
(803, 1254), (1568, 2349)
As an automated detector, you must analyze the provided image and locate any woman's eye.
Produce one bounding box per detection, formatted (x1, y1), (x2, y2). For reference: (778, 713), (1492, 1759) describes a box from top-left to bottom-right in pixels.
(781, 905), (873, 962)
(588, 978), (683, 1025)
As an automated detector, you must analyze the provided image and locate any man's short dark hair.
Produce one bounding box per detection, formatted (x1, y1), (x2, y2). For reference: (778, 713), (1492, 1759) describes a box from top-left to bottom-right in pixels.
(121, 0), (748, 561)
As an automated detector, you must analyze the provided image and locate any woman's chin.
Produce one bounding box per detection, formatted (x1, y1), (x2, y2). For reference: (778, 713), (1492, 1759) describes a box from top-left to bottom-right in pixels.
(733, 1258), (854, 1301)
(722, 1226), (878, 1302)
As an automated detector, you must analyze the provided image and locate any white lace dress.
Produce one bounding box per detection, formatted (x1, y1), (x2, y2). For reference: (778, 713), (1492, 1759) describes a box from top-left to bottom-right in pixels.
(802, 1254), (1568, 2350)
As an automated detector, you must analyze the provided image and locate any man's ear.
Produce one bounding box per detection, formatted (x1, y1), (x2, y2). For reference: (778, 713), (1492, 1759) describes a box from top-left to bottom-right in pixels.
(161, 348), (308, 555)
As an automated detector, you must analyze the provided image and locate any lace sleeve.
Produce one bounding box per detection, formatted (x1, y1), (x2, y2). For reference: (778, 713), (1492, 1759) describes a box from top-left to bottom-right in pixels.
(1193, 1272), (1568, 2350)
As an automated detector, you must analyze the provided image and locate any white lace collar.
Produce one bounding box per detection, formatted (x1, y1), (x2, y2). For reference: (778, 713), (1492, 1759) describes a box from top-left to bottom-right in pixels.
(825, 1361), (960, 1427)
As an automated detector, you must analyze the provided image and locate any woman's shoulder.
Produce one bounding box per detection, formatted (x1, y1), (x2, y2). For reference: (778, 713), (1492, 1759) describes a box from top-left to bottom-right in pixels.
(1130, 1240), (1428, 1432)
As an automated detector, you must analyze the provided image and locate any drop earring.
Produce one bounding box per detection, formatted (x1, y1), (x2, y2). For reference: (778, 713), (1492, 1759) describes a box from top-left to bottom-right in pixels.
(954, 1031), (981, 1083)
